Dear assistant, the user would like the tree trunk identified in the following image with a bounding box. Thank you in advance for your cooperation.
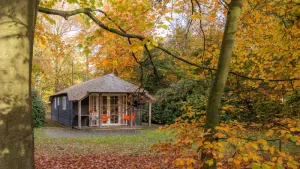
[203,0,242,168]
[0,0,38,168]
[205,0,242,130]
[86,54,89,81]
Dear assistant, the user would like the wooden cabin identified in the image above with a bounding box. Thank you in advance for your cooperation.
[49,74,154,129]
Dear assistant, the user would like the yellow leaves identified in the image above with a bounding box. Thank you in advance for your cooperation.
[257,139,269,150]
[155,116,300,169]
[252,163,261,169]
[186,158,196,165]
[271,157,277,162]
[243,156,249,162]
[165,16,173,22]
[257,139,267,145]
[206,15,216,21]
[233,159,241,166]
[266,130,274,137]
[287,161,298,169]
[205,159,214,166]
[289,128,299,132]
[261,163,271,169]
[131,44,143,52]
[173,9,183,14]
[174,159,184,166]
[179,159,185,166]
[190,14,202,20]
[158,24,168,30]
[251,143,259,150]
[215,125,230,134]
[269,146,275,155]
[175,158,196,168]
[186,166,194,169]
[277,157,283,165]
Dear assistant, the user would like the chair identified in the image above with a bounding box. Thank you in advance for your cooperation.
[102,115,109,122]
[124,112,135,125]
[89,113,99,127]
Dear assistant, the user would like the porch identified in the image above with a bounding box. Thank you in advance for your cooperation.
[75,93,153,129]
[73,123,159,131]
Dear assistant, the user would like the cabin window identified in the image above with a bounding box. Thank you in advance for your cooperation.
[62,96,67,110]
[54,98,57,109]
[57,97,60,106]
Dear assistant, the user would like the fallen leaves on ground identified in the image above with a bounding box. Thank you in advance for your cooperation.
[35,154,178,169]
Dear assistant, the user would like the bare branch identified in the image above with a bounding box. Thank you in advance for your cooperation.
[144,45,161,82]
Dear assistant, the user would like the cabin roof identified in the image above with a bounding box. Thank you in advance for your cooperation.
[51,74,154,101]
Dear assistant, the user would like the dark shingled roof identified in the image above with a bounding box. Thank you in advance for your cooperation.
[51,74,153,101]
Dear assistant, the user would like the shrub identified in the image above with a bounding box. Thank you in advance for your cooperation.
[143,79,208,124]
[253,101,283,120]
[283,92,300,117]
[32,89,46,127]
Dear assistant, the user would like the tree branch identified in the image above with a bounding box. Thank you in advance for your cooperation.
[144,45,161,82]
[38,6,300,82]
[38,7,144,40]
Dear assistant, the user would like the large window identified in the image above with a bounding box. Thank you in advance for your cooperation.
[62,96,67,110]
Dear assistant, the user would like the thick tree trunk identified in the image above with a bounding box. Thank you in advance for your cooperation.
[0,0,38,168]
[203,1,242,168]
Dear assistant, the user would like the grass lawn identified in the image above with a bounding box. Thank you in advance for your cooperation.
[34,117,172,156]
[34,127,170,158]
[34,119,299,168]
[34,119,177,168]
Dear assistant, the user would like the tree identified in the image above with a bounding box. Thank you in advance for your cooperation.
[1,0,299,168]
[0,0,38,168]
[205,0,242,131]
[31,89,46,128]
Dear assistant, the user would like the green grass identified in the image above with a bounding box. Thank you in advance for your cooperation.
[34,127,172,157]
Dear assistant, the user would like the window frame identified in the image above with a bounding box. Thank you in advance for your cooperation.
[62,96,67,110]
[54,97,57,109]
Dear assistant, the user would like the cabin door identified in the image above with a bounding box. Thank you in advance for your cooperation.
[89,95,99,126]
[110,96,119,124]
[101,95,127,125]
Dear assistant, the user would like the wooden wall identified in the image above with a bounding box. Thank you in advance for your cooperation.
[50,94,72,127]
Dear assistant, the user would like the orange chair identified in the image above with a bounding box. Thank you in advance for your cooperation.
[124,113,135,121]
[102,115,109,122]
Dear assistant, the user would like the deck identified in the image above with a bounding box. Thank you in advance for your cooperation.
[73,123,161,131]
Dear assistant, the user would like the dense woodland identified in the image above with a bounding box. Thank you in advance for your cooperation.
[1,0,299,169]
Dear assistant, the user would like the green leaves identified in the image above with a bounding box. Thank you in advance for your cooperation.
[66,0,78,3]
[158,24,168,30]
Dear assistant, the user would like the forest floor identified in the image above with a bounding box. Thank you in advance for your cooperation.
[34,118,299,168]
[34,119,176,168]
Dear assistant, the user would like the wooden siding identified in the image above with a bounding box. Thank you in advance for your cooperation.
[50,94,72,127]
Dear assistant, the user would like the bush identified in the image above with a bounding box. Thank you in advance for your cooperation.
[253,101,283,120]
[32,89,46,127]
[283,92,300,117]
[143,79,208,124]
